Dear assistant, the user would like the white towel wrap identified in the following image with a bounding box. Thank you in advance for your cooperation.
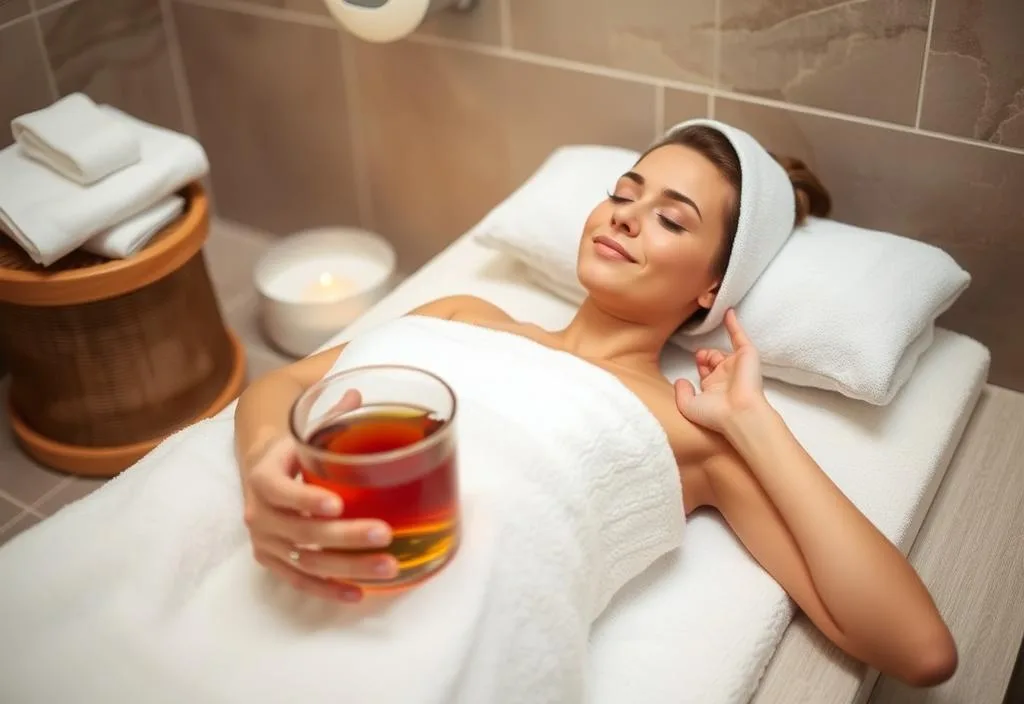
[0,315,684,704]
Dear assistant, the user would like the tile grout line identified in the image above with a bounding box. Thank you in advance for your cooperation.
[410,31,716,94]
[0,486,46,517]
[712,0,721,87]
[653,84,665,138]
[0,10,32,32]
[914,0,938,129]
[174,0,335,28]
[167,0,1024,158]
[412,32,1024,157]
[29,8,59,101]
[33,0,79,17]
[497,0,512,49]
[711,85,1024,155]
[0,510,30,535]
[338,35,376,233]
[28,475,73,513]
[710,0,720,119]
[159,0,200,138]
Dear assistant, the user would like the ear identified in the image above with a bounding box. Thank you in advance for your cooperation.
[697,279,721,310]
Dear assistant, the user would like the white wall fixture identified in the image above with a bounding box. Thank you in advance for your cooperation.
[323,0,479,43]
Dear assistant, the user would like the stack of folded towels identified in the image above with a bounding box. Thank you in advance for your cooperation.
[0,92,209,266]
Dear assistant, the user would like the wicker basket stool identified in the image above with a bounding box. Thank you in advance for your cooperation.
[0,182,246,477]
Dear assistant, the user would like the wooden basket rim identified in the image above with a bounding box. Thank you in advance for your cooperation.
[0,182,208,306]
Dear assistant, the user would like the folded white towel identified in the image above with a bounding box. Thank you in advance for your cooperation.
[10,93,141,186]
[0,315,684,704]
[83,195,186,259]
[0,106,208,267]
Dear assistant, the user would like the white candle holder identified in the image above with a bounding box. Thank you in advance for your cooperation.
[254,227,397,358]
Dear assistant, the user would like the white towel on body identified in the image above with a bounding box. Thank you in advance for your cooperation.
[0,315,684,704]
[660,119,796,336]
[10,93,141,186]
[0,105,207,266]
[83,194,186,259]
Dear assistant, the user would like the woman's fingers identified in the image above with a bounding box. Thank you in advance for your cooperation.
[247,391,363,518]
[255,509,393,552]
[260,537,399,582]
[695,349,711,378]
[253,549,364,603]
[724,309,753,349]
[331,388,362,414]
[247,439,343,518]
[253,471,343,518]
[696,348,727,379]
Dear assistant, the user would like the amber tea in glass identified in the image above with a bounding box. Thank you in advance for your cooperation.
[290,365,459,590]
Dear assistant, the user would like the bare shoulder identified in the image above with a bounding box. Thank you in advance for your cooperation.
[616,370,728,467]
[409,295,513,323]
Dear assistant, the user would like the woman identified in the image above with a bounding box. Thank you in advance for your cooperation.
[235,122,957,688]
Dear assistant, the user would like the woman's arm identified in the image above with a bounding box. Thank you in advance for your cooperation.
[703,420,956,686]
[234,345,343,479]
[675,310,956,688]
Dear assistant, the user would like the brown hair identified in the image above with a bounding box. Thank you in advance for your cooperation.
[641,125,832,279]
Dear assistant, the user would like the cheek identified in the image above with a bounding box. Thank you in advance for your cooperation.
[583,201,611,233]
[644,236,716,285]
[579,202,610,257]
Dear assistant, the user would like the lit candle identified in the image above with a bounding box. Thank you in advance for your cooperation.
[254,228,397,357]
[302,271,355,302]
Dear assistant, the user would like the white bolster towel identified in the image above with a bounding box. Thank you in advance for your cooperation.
[10,92,141,185]
[0,106,207,266]
[0,315,684,704]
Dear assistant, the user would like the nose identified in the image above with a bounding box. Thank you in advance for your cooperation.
[610,201,641,238]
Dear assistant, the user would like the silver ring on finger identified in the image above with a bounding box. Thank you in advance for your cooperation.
[288,549,302,565]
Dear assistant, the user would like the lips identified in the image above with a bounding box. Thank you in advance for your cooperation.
[593,235,637,263]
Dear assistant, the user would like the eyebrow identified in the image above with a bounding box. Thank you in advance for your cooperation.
[622,171,703,222]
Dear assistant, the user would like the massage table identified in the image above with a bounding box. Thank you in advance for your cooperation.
[1,225,1021,704]
[323,230,1022,704]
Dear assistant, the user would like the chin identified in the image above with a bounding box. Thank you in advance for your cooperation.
[576,257,629,300]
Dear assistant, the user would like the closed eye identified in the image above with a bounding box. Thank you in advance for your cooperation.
[609,191,686,232]
[658,214,685,233]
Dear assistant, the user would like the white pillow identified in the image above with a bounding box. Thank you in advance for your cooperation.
[471,145,971,405]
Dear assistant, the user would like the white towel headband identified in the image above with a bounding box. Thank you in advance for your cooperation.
[655,119,796,335]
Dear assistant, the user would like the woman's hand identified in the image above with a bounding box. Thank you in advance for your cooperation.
[241,391,399,603]
[673,309,767,433]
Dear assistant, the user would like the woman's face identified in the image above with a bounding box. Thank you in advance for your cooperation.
[576,143,735,327]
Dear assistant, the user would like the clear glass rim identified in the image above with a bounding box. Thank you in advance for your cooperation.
[289,364,458,466]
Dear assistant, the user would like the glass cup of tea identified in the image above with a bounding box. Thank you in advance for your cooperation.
[290,364,460,591]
